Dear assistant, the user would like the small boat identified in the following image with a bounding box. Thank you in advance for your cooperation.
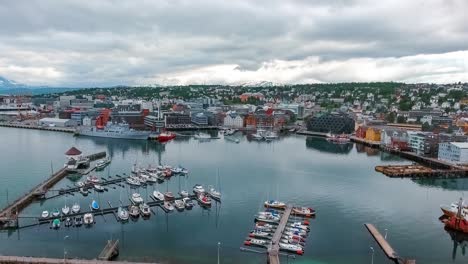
[153,190,165,201]
[62,205,70,215]
[52,219,60,229]
[285,227,308,235]
[94,184,104,192]
[292,207,316,217]
[193,184,205,194]
[86,175,100,183]
[284,230,307,238]
[139,203,151,217]
[83,213,94,225]
[249,230,270,238]
[146,175,158,183]
[291,220,310,226]
[197,193,212,206]
[171,166,183,174]
[158,132,176,142]
[131,193,144,204]
[51,208,60,217]
[256,222,275,229]
[181,168,189,174]
[126,177,141,186]
[179,190,189,197]
[243,238,268,247]
[281,238,305,247]
[41,210,49,218]
[265,131,279,140]
[208,186,221,200]
[282,234,306,242]
[252,129,265,140]
[174,200,185,211]
[129,205,140,218]
[95,158,111,170]
[163,201,175,212]
[91,200,99,210]
[80,187,88,196]
[183,197,194,209]
[72,203,80,214]
[74,216,83,226]
[255,224,275,231]
[64,217,72,227]
[75,181,85,188]
[118,207,129,221]
[255,214,280,224]
[289,223,310,231]
[264,200,286,209]
[279,243,303,255]
[164,192,175,200]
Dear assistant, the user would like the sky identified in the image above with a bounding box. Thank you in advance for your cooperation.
[0,0,467,87]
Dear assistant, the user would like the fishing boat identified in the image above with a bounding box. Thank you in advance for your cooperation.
[65,217,72,227]
[208,186,221,200]
[94,184,105,192]
[279,243,304,255]
[249,230,270,238]
[91,200,99,210]
[80,187,88,196]
[95,157,111,170]
[441,201,468,218]
[72,203,80,214]
[131,193,144,204]
[174,200,185,211]
[164,191,175,200]
[264,200,286,209]
[197,193,212,206]
[74,216,83,226]
[139,203,151,216]
[52,219,60,229]
[129,205,140,218]
[86,175,100,184]
[61,205,70,215]
[243,238,268,247]
[126,177,141,186]
[179,190,189,197]
[163,201,175,212]
[83,213,94,225]
[52,208,60,217]
[193,184,205,194]
[153,190,164,201]
[41,211,49,218]
[292,207,316,217]
[118,207,129,221]
[183,197,194,209]
[158,132,176,142]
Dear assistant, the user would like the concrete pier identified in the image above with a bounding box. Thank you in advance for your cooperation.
[98,240,119,260]
[0,256,155,263]
[268,205,293,264]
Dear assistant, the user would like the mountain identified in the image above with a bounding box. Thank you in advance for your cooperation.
[0,76,27,89]
[237,81,285,87]
[0,76,80,95]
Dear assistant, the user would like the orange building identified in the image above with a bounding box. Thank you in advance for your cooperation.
[244,114,257,129]
[365,127,381,142]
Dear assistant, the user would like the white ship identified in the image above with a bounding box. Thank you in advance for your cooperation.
[76,122,151,140]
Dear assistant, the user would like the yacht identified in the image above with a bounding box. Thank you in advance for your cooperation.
[61,205,70,215]
[279,243,303,255]
[164,191,175,200]
[71,203,80,214]
[117,207,129,221]
[86,175,100,184]
[83,213,94,226]
[193,184,205,194]
[139,203,151,216]
[292,207,315,217]
[208,186,221,200]
[174,200,185,211]
[153,190,164,201]
[264,200,287,209]
[163,201,175,212]
[244,238,268,247]
[126,177,141,186]
[131,193,144,204]
[129,205,140,218]
[41,210,49,218]
[95,157,111,170]
[183,197,194,209]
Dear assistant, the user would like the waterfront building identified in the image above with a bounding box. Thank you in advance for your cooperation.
[356,125,367,138]
[244,113,257,129]
[38,118,77,127]
[365,127,381,142]
[191,112,208,125]
[306,113,355,134]
[144,115,165,129]
[223,111,244,128]
[164,112,191,125]
[438,142,468,163]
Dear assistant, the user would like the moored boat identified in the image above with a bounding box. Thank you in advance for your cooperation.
[64,217,72,227]
[193,184,205,194]
[264,200,286,209]
[95,157,111,170]
[91,200,99,210]
[179,190,189,197]
[158,132,176,142]
[41,210,49,218]
[52,219,60,229]
[80,187,88,196]
[153,190,164,201]
[129,205,140,218]
[197,193,211,206]
[126,177,141,186]
[164,191,175,200]
[163,201,175,212]
[74,216,83,226]
[279,242,304,255]
[131,193,144,204]
[249,230,270,238]
[86,175,100,184]
[139,203,151,217]
[183,197,194,209]
[118,207,129,221]
[61,205,70,215]
[83,213,94,225]
[243,238,268,247]
[208,186,221,200]
[72,203,80,213]
[94,184,104,192]
[52,208,60,217]
[292,207,316,217]
[174,199,185,211]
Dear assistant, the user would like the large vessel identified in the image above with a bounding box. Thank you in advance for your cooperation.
[76,122,151,140]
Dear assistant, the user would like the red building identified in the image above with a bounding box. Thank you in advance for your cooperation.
[356,126,367,138]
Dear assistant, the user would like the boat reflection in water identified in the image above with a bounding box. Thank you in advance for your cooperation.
[305,136,353,154]
[445,227,468,260]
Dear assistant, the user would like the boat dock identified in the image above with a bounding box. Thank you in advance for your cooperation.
[0,122,75,133]
[0,151,106,228]
[0,256,154,263]
[364,223,416,264]
[98,240,119,260]
[268,205,293,264]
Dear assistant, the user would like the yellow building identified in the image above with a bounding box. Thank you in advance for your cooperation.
[365,127,381,142]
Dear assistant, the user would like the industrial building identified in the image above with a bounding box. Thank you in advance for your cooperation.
[438,142,468,163]
[38,118,77,127]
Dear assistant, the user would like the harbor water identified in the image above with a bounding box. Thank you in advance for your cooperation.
[0,127,467,264]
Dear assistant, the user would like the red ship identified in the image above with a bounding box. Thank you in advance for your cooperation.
[444,198,468,233]
[158,132,176,143]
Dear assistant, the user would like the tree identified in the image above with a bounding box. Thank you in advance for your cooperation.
[397,115,406,123]
[386,112,396,123]
[422,122,431,131]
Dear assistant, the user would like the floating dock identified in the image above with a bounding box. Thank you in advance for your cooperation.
[98,240,119,260]
[268,205,293,264]
[375,165,468,178]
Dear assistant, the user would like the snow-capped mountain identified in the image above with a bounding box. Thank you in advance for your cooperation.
[0,76,27,89]
[236,81,285,87]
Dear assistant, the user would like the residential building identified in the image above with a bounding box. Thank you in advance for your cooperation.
[191,112,208,125]
[223,111,244,128]
[438,142,468,163]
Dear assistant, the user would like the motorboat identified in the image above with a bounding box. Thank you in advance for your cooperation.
[183,197,194,209]
[52,219,60,229]
[126,177,141,186]
[80,187,88,196]
[264,131,279,140]
[95,157,111,170]
[164,192,175,200]
[129,205,140,218]
[118,207,129,221]
[51,208,60,217]
[153,190,164,201]
[326,133,350,144]
[258,211,281,217]
[181,168,189,174]
[61,205,70,215]
[243,238,268,247]
[94,184,105,192]
[280,238,305,247]
[441,202,468,218]
[291,220,310,226]
[249,230,270,238]
[72,203,80,214]
[171,166,183,174]
[174,200,185,211]
[179,190,189,197]
[83,213,94,225]
[289,223,310,231]
[65,217,72,227]
[255,222,275,229]
[197,193,212,206]
[138,174,148,184]
[264,200,286,209]
[282,234,306,242]
[284,230,307,238]
[74,216,83,226]
[91,200,99,210]
[131,193,144,204]
[163,169,172,177]
[158,132,176,143]
[86,175,100,184]
[163,201,175,212]
[208,186,221,200]
[255,214,280,224]
[292,207,316,217]
[252,129,266,140]
[139,203,151,217]
[279,243,303,255]
[75,181,85,188]
[146,175,158,183]
[41,210,49,218]
[193,184,205,194]
[285,227,308,236]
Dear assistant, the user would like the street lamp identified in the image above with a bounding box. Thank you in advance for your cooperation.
[63,235,70,262]
[217,242,221,264]
[370,246,374,264]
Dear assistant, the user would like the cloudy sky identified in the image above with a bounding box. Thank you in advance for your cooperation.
[0,0,467,87]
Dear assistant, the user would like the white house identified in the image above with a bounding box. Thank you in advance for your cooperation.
[438,142,468,163]
[223,111,244,128]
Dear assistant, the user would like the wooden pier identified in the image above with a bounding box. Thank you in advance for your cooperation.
[0,256,155,263]
[0,122,75,133]
[364,223,415,264]
[98,240,119,260]
[375,165,468,178]
[268,205,293,264]
[0,152,106,228]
